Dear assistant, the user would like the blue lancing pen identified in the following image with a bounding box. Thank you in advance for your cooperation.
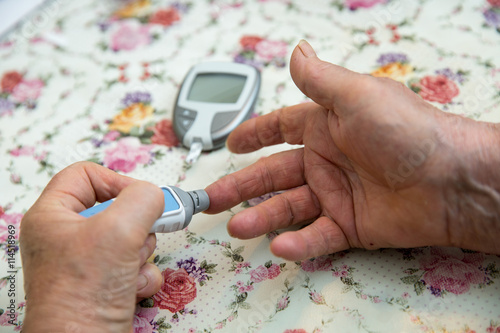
[79,186,209,233]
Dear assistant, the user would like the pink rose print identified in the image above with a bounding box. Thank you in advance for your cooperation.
[0,212,23,243]
[249,265,269,283]
[103,130,121,142]
[267,263,281,279]
[103,137,152,173]
[419,247,486,295]
[283,330,307,333]
[150,119,179,147]
[153,268,197,313]
[255,40,288,62]
[9,145,35,157]
[309,291,325,305]
[345,0,386,10]
[11,79,44,103]
[414,75,459,104]
[133,306,158,333]
[249,264,281,283]
[0,311,18,327]
[301,255,333,272]
[277,296,290,311]
[110,21,151,51]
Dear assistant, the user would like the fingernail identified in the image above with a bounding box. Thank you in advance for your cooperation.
[137,274,148,290]
[298,39,316,58]
[147,253,156,264]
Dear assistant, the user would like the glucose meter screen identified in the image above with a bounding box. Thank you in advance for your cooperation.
[188,73,246,103]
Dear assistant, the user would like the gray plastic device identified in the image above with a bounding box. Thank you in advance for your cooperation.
[173,62,261,152]
[79,186,210,233]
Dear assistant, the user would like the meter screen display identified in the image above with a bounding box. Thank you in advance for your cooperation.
[187,73,246,103]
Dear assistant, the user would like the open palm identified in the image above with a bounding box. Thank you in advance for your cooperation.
[205,41,490,260]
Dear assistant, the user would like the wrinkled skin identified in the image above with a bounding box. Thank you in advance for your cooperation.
[206,40,500,261]
[21,162,164,332]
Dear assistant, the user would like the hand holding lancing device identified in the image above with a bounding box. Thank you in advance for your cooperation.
[20,162,165,332]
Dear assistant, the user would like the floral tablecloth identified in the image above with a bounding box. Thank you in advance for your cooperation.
[1,0,500,332]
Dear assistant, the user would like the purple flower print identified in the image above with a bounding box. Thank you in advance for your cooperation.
[435,68,466,84]
[177,257,198,274]
[0,98,14,116]
[121,91,152,107]
[177,257,209,282]
[484,8,500,28]
[376,52,409,66]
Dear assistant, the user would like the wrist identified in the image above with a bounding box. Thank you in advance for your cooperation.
[445,117,500,254]
[22,272,135,332]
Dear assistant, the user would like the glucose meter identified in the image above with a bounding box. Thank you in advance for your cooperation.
[79,186,210,233]
[173,62,260,161]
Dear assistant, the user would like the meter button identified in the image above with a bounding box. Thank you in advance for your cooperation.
[176,108,197,131]
[182,109,197,118]
[182,118,194,129]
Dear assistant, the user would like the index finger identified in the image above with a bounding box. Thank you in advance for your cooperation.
[227,102,319,154]
[205,148,306,214]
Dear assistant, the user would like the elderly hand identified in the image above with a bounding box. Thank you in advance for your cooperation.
[20,162,164,332]
[206,40,500,261]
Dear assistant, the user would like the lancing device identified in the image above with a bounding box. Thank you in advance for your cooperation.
[79,186,210,233]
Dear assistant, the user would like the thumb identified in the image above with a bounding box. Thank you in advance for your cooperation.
[290,40,368,117]
[98,181,164,239]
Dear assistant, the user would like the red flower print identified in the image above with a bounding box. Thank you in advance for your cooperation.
[239,35,264,51]
[488,0,500,8]
[150,119,179,147]
[153,268,197,313]
[283,329,307,333]
[149,8,180,26]
[1,71,23,93]
[419,247,486,295]
[415,75,459,104]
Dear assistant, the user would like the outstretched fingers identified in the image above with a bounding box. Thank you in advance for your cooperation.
[227,185,321,239]
[270,216,352,261]
[205,148,307,214]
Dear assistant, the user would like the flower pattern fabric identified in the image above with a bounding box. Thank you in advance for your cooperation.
[1,1,500,332]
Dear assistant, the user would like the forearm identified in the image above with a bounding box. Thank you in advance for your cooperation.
[23,295,134,333]
[445,118,500,254]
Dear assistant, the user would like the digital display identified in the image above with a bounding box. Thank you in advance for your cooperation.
[187,73,246,103]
